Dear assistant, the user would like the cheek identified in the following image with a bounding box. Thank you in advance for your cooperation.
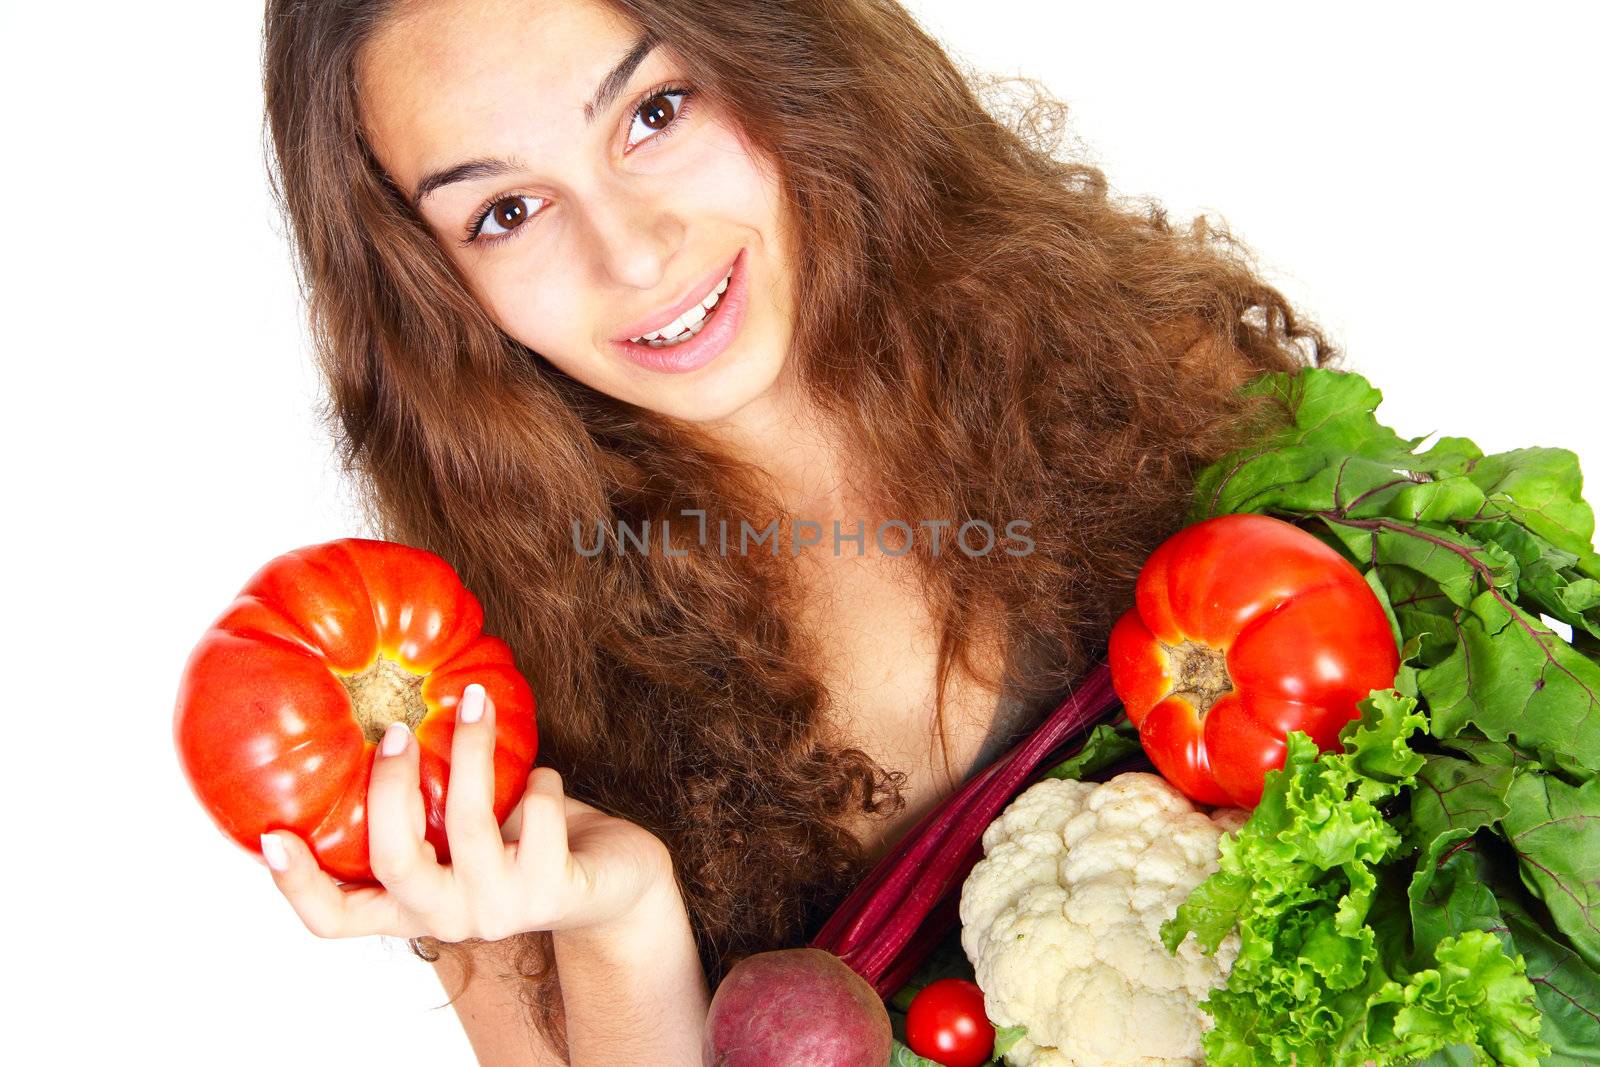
[672,121,786,230]
[478,268,582,360]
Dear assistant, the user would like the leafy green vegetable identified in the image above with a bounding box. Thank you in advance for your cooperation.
[1190,369,1421,522]
[1193,368,1600,779]
[1404,835,1600,1063]
[889,1040,941,1067]
[1163,697,1549,1065]
[1498,890,1600,1063]
[991,1025,1026,1058]
[1500,773,1600,971]
[1162,366,1600,1064]
[1193,368,1600,782]
[1435,729,1568,776]
[1408,835,1508,954]
[1405,756,1512,862]
[1040,715,1142,781]
[1467,448,1600,572]
[1418,601,1600,783]
[1374,929,1547,1067]
[1475,520,1600,641]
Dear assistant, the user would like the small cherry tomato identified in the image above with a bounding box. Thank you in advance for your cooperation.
[905,978,995,1067]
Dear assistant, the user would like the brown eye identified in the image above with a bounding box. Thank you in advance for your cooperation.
[492,198,527,228]
[625,88,691,150]
[474,193,544,240]
[638,91,678,131]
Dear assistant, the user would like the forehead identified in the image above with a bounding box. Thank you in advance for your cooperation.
[356,0,643,190]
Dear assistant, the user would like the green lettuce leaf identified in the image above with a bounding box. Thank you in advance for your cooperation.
[889,1040,942,1067]
[1161,365,1600,1062]
[1344,689,1429,789]
[1373,930,1547,1067]
[1403,836,1598,1063]
[1163,692,1549,1065]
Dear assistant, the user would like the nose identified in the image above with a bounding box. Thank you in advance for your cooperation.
[583,190,684,291]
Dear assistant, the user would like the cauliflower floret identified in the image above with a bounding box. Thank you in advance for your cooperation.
[957,772,1245,1067]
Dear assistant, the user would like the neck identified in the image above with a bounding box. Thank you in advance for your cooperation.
[699,362,863,524]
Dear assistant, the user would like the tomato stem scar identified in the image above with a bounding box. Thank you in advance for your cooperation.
[339,654,429,742]
[1161,638,1232,717]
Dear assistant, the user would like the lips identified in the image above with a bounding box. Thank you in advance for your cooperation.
[610,251,743,344]
[609,247,749,375]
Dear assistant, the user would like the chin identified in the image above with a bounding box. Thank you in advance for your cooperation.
[675,350,787,423]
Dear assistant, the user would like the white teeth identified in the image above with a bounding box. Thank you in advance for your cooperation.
[641,314,712,348]
[658,304,705,340]
[627,263,735,344]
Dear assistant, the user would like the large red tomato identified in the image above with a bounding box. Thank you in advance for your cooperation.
[1108,513,1399,807]
[174,538,537,883]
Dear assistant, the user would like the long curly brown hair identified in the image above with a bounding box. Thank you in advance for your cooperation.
[262,0,1336,1058]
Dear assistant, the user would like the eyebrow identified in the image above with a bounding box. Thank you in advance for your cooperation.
[409,30,658,211]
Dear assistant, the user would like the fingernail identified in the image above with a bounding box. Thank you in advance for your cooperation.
[460,683,486,724]
[380,720,410,757]
[261,833,289,872]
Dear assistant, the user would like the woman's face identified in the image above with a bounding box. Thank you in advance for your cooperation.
[357,0,796,423]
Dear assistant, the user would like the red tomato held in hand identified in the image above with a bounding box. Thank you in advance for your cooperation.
[1108,513,1399,808]
[905,978,995,1067]
[173,538,538,883]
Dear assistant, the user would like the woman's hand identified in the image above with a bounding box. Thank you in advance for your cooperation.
[260,683,672,944]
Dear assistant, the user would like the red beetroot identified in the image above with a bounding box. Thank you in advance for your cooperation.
[703,948,893,1067]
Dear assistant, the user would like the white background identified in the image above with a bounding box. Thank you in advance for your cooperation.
[5,1,1594,1062]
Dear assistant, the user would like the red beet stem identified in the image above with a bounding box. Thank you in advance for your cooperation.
[840,666,1114,981]
[816,746,1004,954]
[810,661,1119,987]
[812,676,1084,955]
[873,880,964,997]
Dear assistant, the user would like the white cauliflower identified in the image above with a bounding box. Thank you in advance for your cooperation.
[958,772,1248,1067]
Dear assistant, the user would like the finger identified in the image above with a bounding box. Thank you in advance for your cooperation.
[366,721,450,904]
[511,765,571,879]
[261,831,411,938]
[444,683,509,881]
[499,798,523,844]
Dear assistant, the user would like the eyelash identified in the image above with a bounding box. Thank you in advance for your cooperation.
[460,81,698,248]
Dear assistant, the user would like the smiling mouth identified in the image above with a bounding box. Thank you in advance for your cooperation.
[625,263,735,348]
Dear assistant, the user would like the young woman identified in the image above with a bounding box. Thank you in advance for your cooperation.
[259,0,1331,1062]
